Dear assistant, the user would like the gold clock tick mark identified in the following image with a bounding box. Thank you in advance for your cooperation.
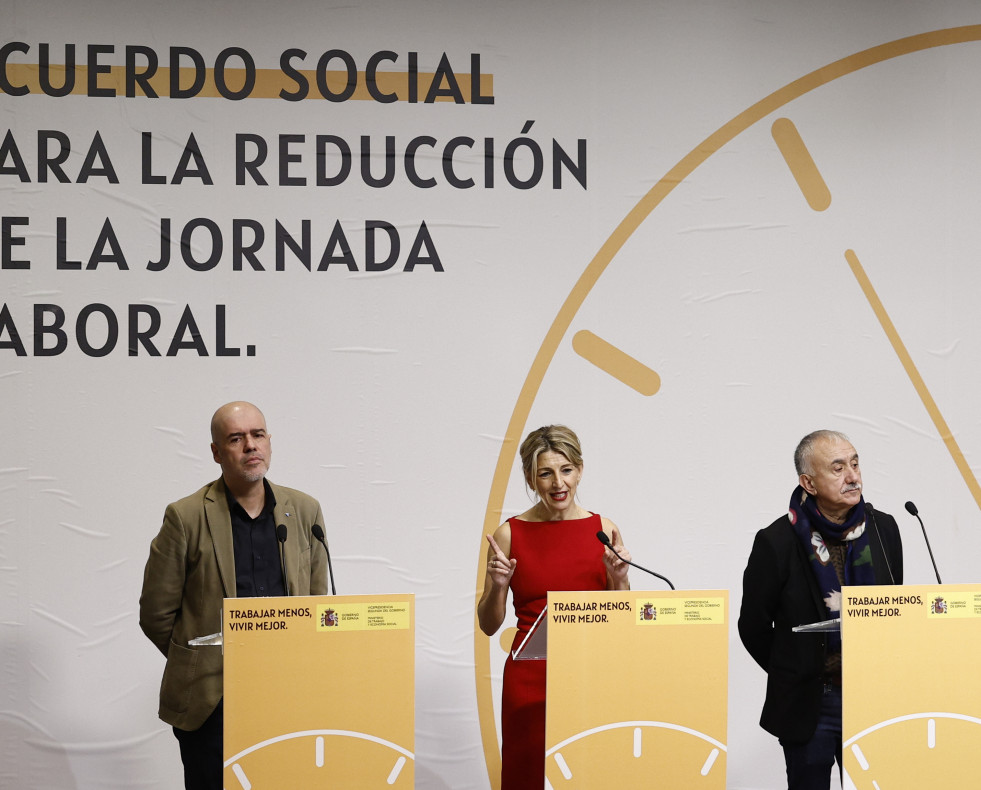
[571,330,661,396]
[772,118,831,211]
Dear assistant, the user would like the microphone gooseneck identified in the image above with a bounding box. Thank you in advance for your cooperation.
[596,531,675,590]
[864,503,895,585]
[904,500,942,584]
[312,524,337,595]
[276,524,291,596]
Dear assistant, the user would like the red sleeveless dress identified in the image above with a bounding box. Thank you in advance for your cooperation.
[501,513,607,790]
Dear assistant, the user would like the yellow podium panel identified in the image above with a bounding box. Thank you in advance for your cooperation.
[842,583,981,789]
[545,590,728,789]
[222,594,414,789]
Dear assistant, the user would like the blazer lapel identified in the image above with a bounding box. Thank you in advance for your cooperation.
[205,478,235,598]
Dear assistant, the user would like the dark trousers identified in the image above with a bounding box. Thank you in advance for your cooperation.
[173,699,223,790]
[780,685,842,790]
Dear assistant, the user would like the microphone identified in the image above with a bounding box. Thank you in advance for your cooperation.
[596,531,675,590]
[312,524,337,595]
[276,524,291,596]
[864,503,895,584]
[905,501,942,584]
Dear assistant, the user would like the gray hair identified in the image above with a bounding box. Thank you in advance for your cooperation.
[794,430,851,476]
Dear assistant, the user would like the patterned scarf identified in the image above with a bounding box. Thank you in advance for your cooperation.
[788,485,874,631]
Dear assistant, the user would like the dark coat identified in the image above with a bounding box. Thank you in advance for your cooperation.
[737,503,903,743]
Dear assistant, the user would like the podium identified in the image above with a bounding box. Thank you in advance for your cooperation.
[221,594,414,788]
[543,589,728,788]
[841,583,981,789]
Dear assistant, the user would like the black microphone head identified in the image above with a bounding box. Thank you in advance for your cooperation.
[905,501,918,517]
[596,530,611,547]
[312,524,325,541]
[276,524,288,543]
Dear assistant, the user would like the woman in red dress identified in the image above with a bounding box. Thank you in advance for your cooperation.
[477,425,632,790]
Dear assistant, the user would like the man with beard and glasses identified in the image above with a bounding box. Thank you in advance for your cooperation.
[139,401,329,790]
[738,430,903,790]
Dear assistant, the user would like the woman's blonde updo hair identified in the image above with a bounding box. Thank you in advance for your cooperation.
[519,425,584,489]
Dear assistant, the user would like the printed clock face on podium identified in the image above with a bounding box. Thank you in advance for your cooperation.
[475,25,981,783]
[544,722,725,789]
[842,713,981,789]
[223,729,414,789]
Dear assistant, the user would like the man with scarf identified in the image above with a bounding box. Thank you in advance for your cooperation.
[738,430,903,790]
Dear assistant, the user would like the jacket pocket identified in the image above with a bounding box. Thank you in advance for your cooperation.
[161,639,199,715]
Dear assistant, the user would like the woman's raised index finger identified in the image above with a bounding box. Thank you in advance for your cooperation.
[486,533,506,557]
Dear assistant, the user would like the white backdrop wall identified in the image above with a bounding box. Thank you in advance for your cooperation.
[3,2,981,788]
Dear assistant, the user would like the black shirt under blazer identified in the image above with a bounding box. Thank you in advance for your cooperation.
[738,503,903,744]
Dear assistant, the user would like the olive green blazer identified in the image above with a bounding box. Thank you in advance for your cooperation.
[139,477,328,730]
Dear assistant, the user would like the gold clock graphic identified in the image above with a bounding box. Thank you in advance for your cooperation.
[474,25,981,787]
